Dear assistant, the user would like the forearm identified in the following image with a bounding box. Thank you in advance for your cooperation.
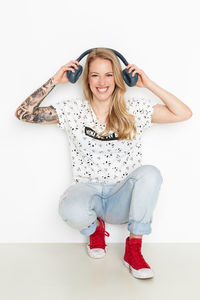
[15,77,56,120]
[146,80,192,118]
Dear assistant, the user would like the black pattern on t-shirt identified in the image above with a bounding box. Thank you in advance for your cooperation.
[85,126,118,141]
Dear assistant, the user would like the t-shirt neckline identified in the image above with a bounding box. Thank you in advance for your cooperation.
[87,101,106,127]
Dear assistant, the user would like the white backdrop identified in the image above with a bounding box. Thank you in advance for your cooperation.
[0,0,199,243]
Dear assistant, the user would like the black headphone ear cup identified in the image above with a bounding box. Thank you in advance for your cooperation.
[122,69,138,87]
[67,65,83,83]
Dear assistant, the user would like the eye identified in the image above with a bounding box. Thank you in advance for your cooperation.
[91,74,113,77]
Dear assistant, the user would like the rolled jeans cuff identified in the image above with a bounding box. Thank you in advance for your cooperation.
[128,220,152,235]
[80,219,97,236]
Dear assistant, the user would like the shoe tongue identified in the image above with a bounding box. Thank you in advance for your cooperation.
[96,225,103,232]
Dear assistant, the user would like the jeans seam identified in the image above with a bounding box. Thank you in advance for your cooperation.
[101,187,106,212]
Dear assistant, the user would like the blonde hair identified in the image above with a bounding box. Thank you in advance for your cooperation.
[82,48,137,140]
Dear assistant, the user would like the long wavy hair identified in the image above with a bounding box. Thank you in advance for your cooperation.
[82,48,137,140]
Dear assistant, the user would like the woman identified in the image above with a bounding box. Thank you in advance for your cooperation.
[15,48,192,279]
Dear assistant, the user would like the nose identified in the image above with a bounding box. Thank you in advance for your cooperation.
[98,77,107,86]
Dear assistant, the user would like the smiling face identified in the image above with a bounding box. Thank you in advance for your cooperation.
[88,58,116,103]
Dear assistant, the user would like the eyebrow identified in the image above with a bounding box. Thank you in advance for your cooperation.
[90,72,113,74]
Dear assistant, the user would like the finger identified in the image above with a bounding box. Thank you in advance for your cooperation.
[127,66,137,72]
[71,63,79,70]
[73,60,80,65]
[126,63,137,68]
[66,67,75,73]
[128,67,138,74]
[63,63,73,69]
[125,64,131,69]
[132,69,143,77]
[131,70,137,77]
[64,64,77,71]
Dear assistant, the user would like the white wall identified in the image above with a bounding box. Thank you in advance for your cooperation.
[1,0,199,243]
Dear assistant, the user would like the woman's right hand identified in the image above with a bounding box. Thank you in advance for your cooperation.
[52,60,80,85]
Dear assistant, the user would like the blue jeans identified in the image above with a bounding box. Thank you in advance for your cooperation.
[58,165,163,236]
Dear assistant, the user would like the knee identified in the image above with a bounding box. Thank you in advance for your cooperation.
[58,198,93,230]
[58,198,83,223]
[141,165,163,185]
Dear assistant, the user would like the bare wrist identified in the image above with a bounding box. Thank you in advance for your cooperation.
[51,76,59,86]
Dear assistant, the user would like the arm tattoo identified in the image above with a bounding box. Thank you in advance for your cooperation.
[15,78,56,122]
[21,105,59,124]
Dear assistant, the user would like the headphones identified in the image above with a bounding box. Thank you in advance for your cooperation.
[67,48,138,87]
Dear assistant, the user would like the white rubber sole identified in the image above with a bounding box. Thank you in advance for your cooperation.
[123,260,154,279]
[87,244,107,259]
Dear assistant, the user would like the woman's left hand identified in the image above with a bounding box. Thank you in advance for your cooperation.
[126,63,152,88]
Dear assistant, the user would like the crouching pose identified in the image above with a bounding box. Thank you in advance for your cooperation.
[15,48,192,279]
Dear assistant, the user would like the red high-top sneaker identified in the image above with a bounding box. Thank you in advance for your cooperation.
[87,217,110,259]
[123,236,154,279]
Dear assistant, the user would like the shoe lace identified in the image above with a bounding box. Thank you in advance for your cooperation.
[89,218,110,249]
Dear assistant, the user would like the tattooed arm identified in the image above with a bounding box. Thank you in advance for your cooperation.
[15,77,59,124]
[15,59,80,124]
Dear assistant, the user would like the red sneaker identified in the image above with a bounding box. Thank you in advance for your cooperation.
[87,217,110,259]
[123,236,154,279]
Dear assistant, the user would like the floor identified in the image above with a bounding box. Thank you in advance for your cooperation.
[0,243,199,300]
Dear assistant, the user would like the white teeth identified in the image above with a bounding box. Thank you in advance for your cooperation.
[97,87,108,92]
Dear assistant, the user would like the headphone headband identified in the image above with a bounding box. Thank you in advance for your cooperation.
[76,48,128,66]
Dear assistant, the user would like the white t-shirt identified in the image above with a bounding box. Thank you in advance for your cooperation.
[52,96,157,185]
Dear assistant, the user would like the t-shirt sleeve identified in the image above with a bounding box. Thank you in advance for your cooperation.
[127,96,157,134]
[51,100,70,131]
